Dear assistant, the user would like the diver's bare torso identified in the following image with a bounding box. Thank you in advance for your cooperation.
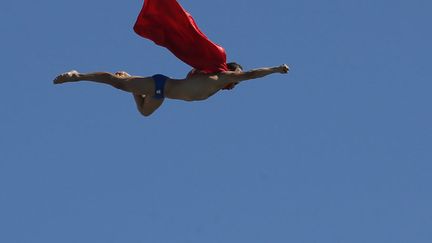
[165,73,228,101]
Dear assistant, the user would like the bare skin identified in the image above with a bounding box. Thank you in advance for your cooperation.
[53,64,290,116]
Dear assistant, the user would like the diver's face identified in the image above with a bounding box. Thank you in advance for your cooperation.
[234,67,243,73]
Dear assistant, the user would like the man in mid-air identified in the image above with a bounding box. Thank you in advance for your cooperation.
[53,63,290,116]
[54,0,291,116]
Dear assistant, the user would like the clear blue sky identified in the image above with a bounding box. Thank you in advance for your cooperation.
[1,0,431,242]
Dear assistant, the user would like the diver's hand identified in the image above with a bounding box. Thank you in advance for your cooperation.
[278,64,290,74]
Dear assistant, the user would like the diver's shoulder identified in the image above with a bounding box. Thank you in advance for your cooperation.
[216,71,237,78]
[216,71,241,81]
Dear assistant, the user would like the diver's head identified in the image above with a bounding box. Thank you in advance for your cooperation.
[222,62,243,90]
[227,62,243,72]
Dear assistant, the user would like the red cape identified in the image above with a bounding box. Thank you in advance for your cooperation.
[134,0,228,73]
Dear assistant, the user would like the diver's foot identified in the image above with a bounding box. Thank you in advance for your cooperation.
[115,71,131,78]
[53,70,79,84]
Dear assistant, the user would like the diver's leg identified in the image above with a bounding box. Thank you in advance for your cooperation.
[54,71,155,94]
[53,70,80,84]
[133,94,164,117]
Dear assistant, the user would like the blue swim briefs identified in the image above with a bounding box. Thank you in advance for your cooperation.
[152,74,168,99]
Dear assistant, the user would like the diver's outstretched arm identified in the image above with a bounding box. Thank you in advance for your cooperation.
[221,64,289,85]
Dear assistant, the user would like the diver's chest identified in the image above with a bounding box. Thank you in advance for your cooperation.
[186,79,218,92]
[184,82,219,100]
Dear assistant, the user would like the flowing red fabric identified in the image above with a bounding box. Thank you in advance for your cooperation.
[133,0,228,73]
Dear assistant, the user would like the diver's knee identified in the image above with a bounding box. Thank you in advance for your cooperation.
[139,109,153,117]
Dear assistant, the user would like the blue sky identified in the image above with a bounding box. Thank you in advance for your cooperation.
[1,0,431,242]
